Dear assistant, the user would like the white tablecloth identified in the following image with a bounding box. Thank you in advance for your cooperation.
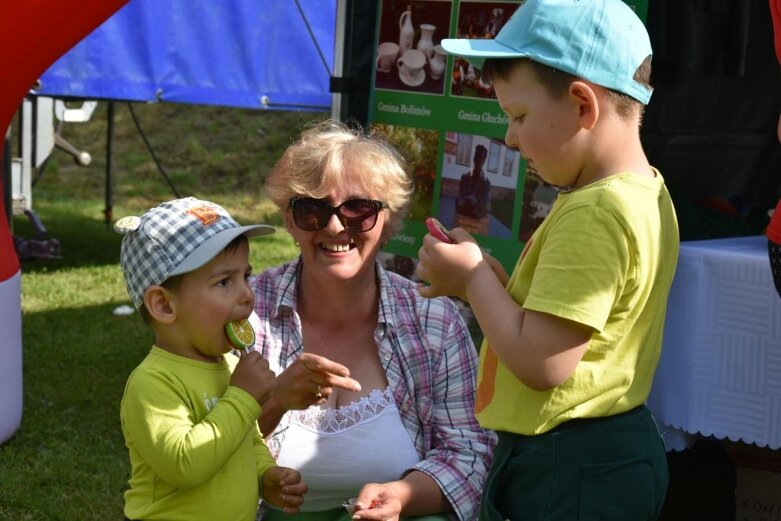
[647,235,781,450]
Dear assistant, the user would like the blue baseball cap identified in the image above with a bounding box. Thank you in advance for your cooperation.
[441,0,653,104]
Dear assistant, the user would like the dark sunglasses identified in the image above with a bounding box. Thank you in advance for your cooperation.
[289,196,385,232]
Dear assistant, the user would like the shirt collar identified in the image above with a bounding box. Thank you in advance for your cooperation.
[272,257,302,318]
[375,262,398,336]
[273,256,398,336]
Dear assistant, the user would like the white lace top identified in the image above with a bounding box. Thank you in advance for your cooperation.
[273,387,421,512]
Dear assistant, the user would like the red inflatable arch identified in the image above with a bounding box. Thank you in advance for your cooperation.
[0,0,130,444]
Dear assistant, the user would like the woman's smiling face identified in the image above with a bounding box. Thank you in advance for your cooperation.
[286,167,386,284]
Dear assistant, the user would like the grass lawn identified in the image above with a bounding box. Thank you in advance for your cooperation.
[0,104,324,520]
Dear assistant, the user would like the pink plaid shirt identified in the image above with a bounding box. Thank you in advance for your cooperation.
[251,258,496,521]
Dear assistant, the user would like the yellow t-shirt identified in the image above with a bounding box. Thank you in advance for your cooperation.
[475,171,679,435]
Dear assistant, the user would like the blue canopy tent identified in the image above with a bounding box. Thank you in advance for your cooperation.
[36,0,338,112]
[21,0,346,227]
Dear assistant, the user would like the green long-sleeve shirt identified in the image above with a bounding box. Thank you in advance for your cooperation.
[121,346,275,520]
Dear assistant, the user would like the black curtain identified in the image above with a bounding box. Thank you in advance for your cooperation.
[338,0,378,127]
[642,0,781,239]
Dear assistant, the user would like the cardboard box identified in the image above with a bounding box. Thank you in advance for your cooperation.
[736,467,781,521]
[728,442,781,521]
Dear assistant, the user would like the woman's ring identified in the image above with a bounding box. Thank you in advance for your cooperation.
[315,385,323,399]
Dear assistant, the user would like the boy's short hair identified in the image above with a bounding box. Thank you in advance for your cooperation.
[115,197,274,309]
[442,0,654,105]
[482,55,652,119]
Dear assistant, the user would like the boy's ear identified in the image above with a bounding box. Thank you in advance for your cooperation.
[143,285,177,324]
[568,80,599,130]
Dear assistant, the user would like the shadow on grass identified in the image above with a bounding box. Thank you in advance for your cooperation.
[12,198,294,277]
[0,300,150,520]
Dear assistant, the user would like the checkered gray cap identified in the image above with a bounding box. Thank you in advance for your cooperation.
[116,197,274,308]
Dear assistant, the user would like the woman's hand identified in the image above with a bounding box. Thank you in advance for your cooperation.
[351,483,402,521]
[350,472,449,521]
[275,352,361,409]
[259,352,361,435]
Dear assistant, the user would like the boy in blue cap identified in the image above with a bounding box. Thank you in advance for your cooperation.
[417,1,679,519]
[116,197,308,520]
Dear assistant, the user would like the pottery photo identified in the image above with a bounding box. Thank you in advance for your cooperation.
[374,0,453,94]
[399,6,414,55]
[429,44,446,79]
[417,23,436,60]
[396,48,426,86]
[376,41,400,73]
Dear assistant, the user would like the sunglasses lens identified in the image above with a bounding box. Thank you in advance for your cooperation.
[293,198,330,231]
[341,200,380,231]
[291,198,381,232]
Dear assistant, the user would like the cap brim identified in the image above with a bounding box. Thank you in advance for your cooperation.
[441,38,526,69]
[169,224,275,276]
[243,224,276,239]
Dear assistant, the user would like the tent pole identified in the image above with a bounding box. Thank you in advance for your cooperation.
[104,102,114,227]
[331,0,347,121]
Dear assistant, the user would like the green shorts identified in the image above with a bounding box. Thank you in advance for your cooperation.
[480,405,668,521]
[263,507,450,521]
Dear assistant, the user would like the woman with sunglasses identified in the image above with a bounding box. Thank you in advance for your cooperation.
[251,120,495,521]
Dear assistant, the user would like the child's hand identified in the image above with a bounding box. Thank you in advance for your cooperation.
[261,466,307,513]
[482,250,510,287]
[230,350,276,405]
[416,227,484,300]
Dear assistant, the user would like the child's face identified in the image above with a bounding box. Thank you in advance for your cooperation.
[169,240,254,361]
[494,62,583,188]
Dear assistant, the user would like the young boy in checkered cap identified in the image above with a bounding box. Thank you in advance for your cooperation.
[116,197,307,521]
[417,0,679,519]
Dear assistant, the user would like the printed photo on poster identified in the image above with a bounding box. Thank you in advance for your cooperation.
[372,123,440,222]
[518,162,560,242]
[377,251,421,282]
[438,131,519,239]
[375,0,454,95]
[450,1,520,99]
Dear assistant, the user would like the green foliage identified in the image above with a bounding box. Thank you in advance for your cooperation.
[372,123,438,222]
[1,105,311,520]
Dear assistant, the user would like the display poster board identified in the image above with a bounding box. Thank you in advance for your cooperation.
[368,0,648,278]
